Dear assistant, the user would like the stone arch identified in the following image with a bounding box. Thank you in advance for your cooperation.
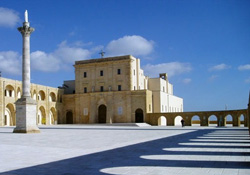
[38,90,45,101]
[49,107,57,125]
[66,111,73,124]
[135,108,144,123]
[239,114,245,127]
[191,115,200,126]
[174,115,183,126]
[5,103,15,126]
[38,106,46,125]
[49,92,56,102]
[225,114,233,127]
[5,85,15,97]
[208,115,218,126]
[32,90,37,100]
[158,116,167,126]
[98,105,107,123]
[17,87,21,99]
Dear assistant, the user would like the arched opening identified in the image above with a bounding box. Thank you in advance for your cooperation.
[135,108,144,123]
[49,107,57,125]
[5,85,15,97]
[158,116,167,126]
[208,115,217,126]
[33,90,37,100]
[191,115,200,126]
[38,106,46,125]
[38,90,45,101]
[225,115,233,127]
[98,105,107,123]
[5,104,15,126]
[174,116,183,126]
[17,87,21,99]
[239,114,245,127]
[66,111,73,124]
[49,92,56,102]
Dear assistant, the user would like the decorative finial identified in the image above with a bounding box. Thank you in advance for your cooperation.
[24,10,28,22]
[99,50,105,58]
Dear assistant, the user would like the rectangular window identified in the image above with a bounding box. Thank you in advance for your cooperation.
[118,85,121,91]
[117,69,121,75]
[83,72,87,78]
[84,87,87,93]
[134,69,135,75]
[100,70,103,76]
[100,86,104,92]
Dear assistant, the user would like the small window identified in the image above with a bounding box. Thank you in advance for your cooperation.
[100,86,104,92]
[84,87,87,93]
[118,85,121,91]
[100,70,103,76]
[134,69,135,75]
[83,72,87,78]
[117,69,121,75]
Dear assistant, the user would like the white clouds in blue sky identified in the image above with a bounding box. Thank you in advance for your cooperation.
[238,64,250,71]
[106,35,154,57]
[0,7,20,27]
[208,64,231,71]
[143,62,192,78]
[0,51,21,75]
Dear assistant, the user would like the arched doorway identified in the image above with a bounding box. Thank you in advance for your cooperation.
[174,116,183,126]
[208,115,217,126]
[225,115,233,127]
[5,104,15,126]
[135,108,143,123]
[239,114,245,127]
[191,115,200,126]
[66,111,73,124]
[158,116,167,126]
[98,105,107,123]
[49,107,57,125]
[38,106,46,125]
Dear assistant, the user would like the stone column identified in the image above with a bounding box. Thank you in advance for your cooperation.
[13,11,40,133]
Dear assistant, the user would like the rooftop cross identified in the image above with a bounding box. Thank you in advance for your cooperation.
[99,50,105,58]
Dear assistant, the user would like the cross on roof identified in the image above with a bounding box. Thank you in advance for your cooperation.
[99,50,105,58]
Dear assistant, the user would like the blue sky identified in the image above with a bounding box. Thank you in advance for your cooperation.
[0,0,249,111]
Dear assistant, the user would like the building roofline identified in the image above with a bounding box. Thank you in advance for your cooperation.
[75,55,134,65]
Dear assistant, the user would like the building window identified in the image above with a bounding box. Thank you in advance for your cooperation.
[117,69,121,75]
[118,85,121,91]
[100,86,104,92]
[100,70,103,76]
[83,72,87,78]
[134,69,135,75]
[84,87,87,93]
[163,86,165,92]
[134,86,136,90]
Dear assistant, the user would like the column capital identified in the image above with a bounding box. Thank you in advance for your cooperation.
[18,22,35,36]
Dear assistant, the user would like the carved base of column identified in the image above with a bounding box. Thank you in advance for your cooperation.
[13,97,40,134]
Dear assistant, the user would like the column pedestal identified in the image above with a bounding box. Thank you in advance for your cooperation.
[13,97,40,133]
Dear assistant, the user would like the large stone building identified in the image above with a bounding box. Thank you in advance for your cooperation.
[0,55,183,126]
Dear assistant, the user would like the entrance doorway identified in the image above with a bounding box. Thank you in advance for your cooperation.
[98,105,107,123]
[135,108,143,123]
[66,111,73,124]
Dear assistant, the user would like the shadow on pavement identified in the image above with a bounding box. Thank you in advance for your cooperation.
[1,128,250,175]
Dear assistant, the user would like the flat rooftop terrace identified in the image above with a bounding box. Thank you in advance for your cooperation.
[0,125,250,175]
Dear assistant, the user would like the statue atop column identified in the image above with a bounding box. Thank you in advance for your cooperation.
[13,10,40,133]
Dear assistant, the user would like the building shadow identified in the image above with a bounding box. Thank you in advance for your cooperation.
[1,128,250,175]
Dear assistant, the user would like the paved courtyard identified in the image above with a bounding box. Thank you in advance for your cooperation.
[0,125,249,175]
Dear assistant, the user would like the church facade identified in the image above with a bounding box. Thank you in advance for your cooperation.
[0,55,183,126]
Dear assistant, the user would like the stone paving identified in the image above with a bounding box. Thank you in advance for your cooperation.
[0,125,249,175]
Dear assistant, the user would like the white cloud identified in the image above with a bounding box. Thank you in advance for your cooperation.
[245,77,250,84]
[209,64,231,71]
[53,41,91,63]
[143,62,192,78]
[0,7,20,27]
[106,35,154,57]
[238,64,250,71]
[0,51,21,75]
[31,51,60,72]
[183,78,192,84]
[209,75,219,81]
